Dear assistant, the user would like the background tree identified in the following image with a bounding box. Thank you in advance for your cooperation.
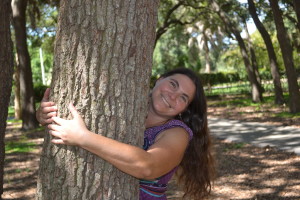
[291,0,300,31]
[248,0,284,105]
[12,0,39,130]
[0,0,14,196]
[13,55,22,119]
[269,0,300,113]
[210,0,263,102]
[37,1,159,199]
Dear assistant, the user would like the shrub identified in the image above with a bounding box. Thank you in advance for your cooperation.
[34,84,49,102]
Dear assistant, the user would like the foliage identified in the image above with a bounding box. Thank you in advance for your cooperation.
[27,3,57,85]
[200,72,241,86]
[20,0,300,112]
[33,83,49,103]
[153,25,193,76]
[205,82,252,96]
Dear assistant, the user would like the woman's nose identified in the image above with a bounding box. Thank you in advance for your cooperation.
[169,92,179,100]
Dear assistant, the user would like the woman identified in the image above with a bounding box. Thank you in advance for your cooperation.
[36,68,215,199]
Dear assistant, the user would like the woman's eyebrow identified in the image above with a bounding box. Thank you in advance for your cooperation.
[170,78,179,87]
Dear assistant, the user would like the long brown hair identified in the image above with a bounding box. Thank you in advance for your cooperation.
[160,68,215,199]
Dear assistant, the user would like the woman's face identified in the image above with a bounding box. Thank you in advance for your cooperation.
[150,74,196,118]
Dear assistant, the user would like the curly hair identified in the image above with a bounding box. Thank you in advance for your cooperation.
[160,68,215,199]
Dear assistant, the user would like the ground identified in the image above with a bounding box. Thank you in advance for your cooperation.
[2,97,300,199]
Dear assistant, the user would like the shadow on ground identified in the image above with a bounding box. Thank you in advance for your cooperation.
[2,126,300,199]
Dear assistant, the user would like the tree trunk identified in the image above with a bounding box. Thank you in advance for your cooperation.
[203,31,212,73]
[293,0,300,32]
[211,0,263,102]
[37,1,159,199]
[14,55,22,120]
[269,0,300,113]
[11,0,39,130]
[0,0,14,196]
[243,19,262,87]
[234,31,263,102]
[248,0,285,105]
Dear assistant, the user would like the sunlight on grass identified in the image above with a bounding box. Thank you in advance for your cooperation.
[274,112,300,118]
[207,93,300,120]
[8,106,14,117]
[5,140,37,154]
[6,118,22,123]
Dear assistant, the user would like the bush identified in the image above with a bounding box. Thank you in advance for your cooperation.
[34,84,49,102]
[200,72,241,86]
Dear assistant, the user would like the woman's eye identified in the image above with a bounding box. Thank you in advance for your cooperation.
[181,96,187,103]
[170,81,176,88]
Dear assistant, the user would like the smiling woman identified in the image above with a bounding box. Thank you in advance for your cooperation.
[148,74,196,122]
[36,68,215,200]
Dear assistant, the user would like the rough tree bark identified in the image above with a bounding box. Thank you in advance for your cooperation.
[0,0,14,197]
[248,0,285,105]
[269,0,300,113]
[11,0,39,130]
[203,30,212,73]
[37,1,159,199]
[14,55,22,120]
[211,0,263,102]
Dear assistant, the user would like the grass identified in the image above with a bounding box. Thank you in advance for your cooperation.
[274,112,300,118]
[6,118,22,123]
[8,106,15,116]
[207,92,300,121]
[5,140,37,154]
[208,93,290,108]
[224,142,246,152]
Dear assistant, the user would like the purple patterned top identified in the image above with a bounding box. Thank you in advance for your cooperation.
[139,119,193,200]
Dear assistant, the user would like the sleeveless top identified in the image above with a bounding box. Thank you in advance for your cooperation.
[139,119,193,200]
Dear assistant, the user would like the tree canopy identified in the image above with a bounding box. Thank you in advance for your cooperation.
[11,0,300,112]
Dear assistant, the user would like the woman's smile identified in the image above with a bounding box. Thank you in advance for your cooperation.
[161,94,171,108]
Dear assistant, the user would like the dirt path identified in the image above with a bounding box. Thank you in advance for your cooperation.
[2,114,300,199]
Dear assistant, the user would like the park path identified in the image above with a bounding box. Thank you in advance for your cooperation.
[208,117,300,155]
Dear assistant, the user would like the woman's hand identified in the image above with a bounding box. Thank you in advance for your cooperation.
[48,103,89,146]
[36,88,58,126]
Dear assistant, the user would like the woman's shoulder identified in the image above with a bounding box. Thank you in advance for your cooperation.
[145,119,193,140]
[164,120,193,140]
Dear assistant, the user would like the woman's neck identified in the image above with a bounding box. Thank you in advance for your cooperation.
[145,109,172,128]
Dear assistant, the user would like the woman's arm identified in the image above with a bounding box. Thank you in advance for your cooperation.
[48,103,189,180]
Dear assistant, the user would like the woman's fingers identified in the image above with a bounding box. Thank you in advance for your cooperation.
[51,138,65,145]
[44,118,55,124]
[48,124,61,132]
[41,104,57,113]
[47,111,57,118]
[52,116,65,126]
[49,130,61,138]
[40,111,56,123]
[42,88,51,102]
[68,103,80,119]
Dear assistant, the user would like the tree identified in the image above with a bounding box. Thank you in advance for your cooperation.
[243,18,262,87]
[14,55,22,119]
[210,0,263,102]
[37,1,159,199]
[292,0,300,31]
[0,0,14,196]
[155,0,207,46]
[12,0,39,130]
[248,0,285,105]
[269,0,300,113]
